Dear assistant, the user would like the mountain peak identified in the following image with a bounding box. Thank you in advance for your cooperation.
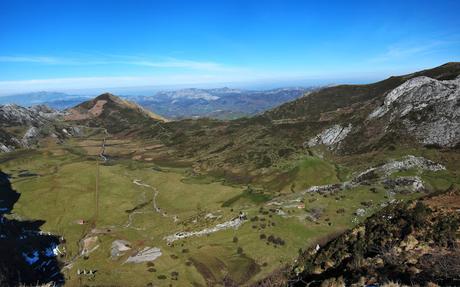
[64,93,166,133]
[94,92,120,102]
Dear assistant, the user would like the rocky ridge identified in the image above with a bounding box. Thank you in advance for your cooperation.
[306,74,460,152]
[368,76,460,147]
[0,104,78,152]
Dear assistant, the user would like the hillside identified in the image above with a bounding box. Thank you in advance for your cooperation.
[140,63,460,186]
[266,62,460,122]
[255,187,460,286]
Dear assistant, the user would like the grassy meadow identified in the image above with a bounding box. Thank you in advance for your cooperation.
[1,135,457,286]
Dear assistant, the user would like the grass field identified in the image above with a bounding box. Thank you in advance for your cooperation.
[1,136,457,286]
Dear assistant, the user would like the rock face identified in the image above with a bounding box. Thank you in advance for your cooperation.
[124,247,162,264]
[305,156,445,195]
[353,155,445,182]
[369,76,460,147]
[307,124,352,149]
[164,213,247,244]
[21,127,40,147]
[0,143,13,153]
[110,240,132,259]
[0,104,73,152]
[1,104,51,126]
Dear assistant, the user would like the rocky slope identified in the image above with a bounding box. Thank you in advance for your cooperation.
[306,74,460,152]
[368,76,460,148]
[0,104,79,153]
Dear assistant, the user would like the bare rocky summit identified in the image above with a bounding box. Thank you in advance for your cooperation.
[369,75,460,147]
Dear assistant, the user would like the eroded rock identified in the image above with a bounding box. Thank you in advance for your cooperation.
[124,247,162,264]
[307,124,352,149]
[368,76,460,147]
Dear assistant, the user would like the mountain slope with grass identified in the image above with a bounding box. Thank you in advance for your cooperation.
[142,63,460,187]
[65,93,167,134]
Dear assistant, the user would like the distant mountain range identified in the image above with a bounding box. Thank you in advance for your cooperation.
[126,87,315,119]
[0,91,92,110]
[0,87,315,120]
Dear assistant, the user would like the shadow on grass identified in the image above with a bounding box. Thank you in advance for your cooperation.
[0,171,65,286]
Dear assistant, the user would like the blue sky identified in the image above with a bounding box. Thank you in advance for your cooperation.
[0,0,459,95]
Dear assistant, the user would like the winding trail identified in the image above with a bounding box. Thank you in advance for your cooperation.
[128,179,178,227]
[130,179,248,244]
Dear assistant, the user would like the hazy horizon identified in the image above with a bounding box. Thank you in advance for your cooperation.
[0,74,383,97]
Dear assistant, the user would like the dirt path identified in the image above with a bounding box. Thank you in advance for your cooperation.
[127,179,178,226]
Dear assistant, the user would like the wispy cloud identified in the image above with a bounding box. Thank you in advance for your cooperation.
[127,58,225,70]
[369,39,458,63]
[0,74,242,95]
[0,54,236,72]
[0,56,62,64]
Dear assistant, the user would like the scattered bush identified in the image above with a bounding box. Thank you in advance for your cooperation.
[267,235,285,246]
[171,271,179,280]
